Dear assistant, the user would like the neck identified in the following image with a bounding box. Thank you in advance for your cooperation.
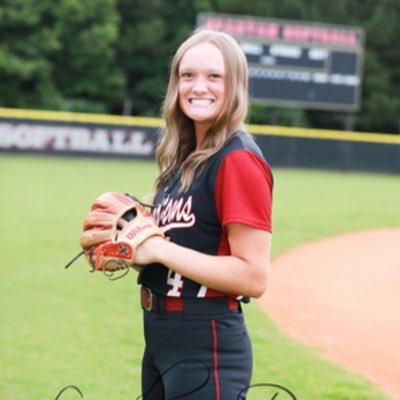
[194,123,211,150]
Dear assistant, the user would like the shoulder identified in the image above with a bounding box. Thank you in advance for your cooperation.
[207,130,271,180]
[213,132,273,232]
[219,130,264,158]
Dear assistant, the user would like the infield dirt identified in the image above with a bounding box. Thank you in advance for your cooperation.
[259,228,400,399]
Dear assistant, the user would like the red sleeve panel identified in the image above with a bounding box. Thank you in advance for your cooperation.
[215,150,273,232]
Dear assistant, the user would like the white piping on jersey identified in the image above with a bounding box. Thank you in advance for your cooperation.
[160,220,196,233]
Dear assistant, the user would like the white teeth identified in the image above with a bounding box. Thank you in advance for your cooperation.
[190,99,213,105]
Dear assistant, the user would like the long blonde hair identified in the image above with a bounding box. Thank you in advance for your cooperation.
[155,29,249,192]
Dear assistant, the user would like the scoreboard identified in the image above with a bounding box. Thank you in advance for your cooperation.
[197,13,365,111]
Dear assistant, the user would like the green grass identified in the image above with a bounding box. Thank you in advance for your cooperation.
[271,168,400,254]
[1,154,399,400]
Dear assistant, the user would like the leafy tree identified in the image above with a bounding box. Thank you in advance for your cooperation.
[0,0,61,108]
[356,0,400,133]
[53,0,125,112]
[0,0,124,112]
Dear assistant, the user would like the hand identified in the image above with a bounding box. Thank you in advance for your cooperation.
[134,235,166,266]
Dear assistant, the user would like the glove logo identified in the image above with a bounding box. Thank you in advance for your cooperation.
[126,223,154,240]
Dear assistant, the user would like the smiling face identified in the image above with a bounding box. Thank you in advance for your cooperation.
[178,42,226,144]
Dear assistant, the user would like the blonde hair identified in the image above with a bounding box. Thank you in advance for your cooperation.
[155,28,249,192]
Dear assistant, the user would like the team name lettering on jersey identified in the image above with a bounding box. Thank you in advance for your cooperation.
[153,195,196,233]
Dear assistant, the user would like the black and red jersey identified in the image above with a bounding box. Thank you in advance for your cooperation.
[139,130,273,298]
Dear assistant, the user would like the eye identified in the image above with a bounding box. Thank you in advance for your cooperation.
[179,71,192,79]
[209,73,223,80]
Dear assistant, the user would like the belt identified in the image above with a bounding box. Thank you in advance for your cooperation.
[140,286,239,313]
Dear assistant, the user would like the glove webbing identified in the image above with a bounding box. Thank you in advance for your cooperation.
[64,249,131,281]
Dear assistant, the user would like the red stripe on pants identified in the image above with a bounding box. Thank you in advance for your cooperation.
[211,319,220,400]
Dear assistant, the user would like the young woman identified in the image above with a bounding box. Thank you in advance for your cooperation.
[135,28,273,400]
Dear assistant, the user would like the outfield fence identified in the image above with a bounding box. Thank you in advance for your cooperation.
[0,107,399,173]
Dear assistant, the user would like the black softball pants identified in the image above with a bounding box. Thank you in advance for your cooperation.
[140,299,252,399]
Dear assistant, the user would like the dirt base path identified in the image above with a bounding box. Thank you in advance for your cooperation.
[258,228,400,399]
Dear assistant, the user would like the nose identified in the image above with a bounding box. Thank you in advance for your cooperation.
[192,76,207,93]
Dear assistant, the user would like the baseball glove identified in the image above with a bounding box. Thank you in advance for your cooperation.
[79,192,164,276]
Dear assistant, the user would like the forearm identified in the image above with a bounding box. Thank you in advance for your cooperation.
[153,239,269,298]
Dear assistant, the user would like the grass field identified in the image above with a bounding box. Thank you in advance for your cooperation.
[1,154,399,400]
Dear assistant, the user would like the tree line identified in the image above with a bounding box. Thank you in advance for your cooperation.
[0,0,399,134]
